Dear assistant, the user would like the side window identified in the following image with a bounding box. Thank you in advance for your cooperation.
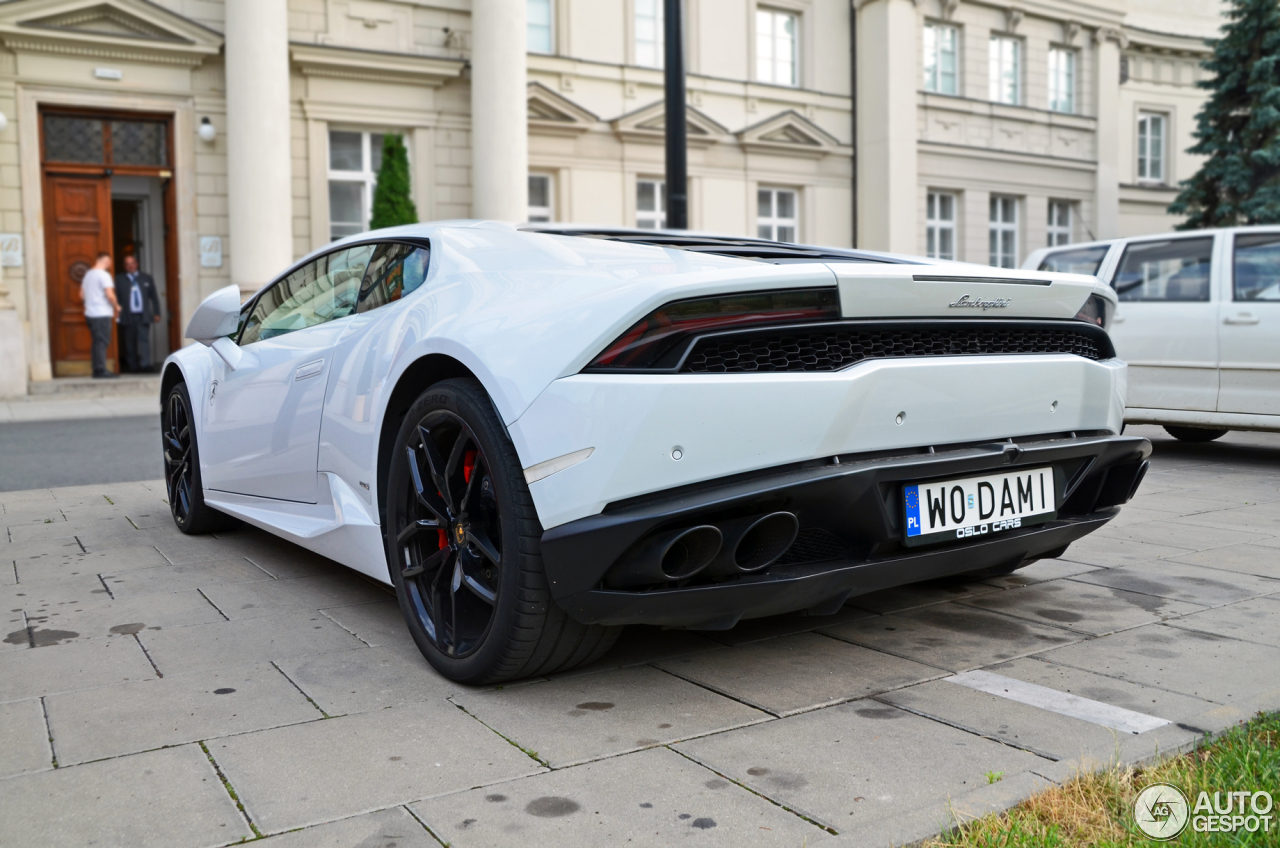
[1038,245,1109,275]
[1233,233,1280,302]
[358,242,430,313]
[1112,238,1213,302]
[240,244,375,344]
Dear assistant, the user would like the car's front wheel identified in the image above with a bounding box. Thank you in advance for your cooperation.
[385,378,621,684]
[162,382,236,534]
[1164,425,1228,443]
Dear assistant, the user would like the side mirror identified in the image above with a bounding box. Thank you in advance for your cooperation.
[186,284,245,370]
[186,284,242,344]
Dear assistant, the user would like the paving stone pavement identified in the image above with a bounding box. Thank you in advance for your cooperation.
[2,426,1279,847]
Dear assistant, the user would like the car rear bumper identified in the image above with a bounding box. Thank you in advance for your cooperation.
[540,432,1150,628]
[511,355,1128,531]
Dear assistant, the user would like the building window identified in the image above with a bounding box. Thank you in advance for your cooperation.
[528,173,553,222]
[989,195,1018,268]
[528,0,553,53]
[923,23,959,96]
[637,178,666,228]
[756,8,799,87]
[758,187,798,241]
[926,191,957,260]
[635,0,663,68]
[328,130,385,241]
[989,36,1020,105]
[1137,112,1166,183]
[1047,200,1073,246]
[1048,48,1075,113]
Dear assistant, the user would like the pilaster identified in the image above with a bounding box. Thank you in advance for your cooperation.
[855,0,919,254]
[226,0,293,294]
[471,0,529,221]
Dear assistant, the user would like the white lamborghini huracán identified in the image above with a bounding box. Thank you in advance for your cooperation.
[162,222,1149,683]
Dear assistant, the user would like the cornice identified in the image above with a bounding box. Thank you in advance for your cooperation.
[290,43,464,87]
[0,31,213,65]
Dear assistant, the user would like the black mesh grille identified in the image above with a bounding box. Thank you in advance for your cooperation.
[683,324,1104,373]
[773,529,849,566]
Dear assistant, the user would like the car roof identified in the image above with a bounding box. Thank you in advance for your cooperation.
[517,224,937,265]
[1039,224,1280,254]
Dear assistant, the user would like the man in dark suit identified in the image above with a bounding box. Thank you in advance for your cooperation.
[115,255,161,373]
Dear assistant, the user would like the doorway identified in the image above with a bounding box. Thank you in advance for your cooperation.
[40,108,177,377]
[112,177,171,370]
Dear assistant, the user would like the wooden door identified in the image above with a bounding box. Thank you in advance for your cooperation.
[44,174,114,376]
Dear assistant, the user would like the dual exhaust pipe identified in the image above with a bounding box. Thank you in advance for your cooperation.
[605,512,800,590]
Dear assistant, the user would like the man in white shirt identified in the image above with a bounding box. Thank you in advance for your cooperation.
[81,252,119,379]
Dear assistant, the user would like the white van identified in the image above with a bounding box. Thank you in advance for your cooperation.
[1024,226,1280,441]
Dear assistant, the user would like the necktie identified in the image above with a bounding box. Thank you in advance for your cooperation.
[130,276,142,313]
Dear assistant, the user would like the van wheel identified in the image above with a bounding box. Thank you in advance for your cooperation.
[385,378,621,684]
[1164,426,1228,443]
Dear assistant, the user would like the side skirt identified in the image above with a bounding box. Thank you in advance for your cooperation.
[205,472,391,584]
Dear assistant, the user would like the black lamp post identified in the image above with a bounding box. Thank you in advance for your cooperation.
[663,0,687,230]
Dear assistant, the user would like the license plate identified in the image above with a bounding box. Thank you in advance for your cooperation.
[903,466,1056,546]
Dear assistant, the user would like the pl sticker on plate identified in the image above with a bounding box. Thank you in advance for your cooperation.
[903,466,1056,546]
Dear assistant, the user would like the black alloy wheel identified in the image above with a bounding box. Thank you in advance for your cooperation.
[164,388,196,525]
[386,379,621,684]
[162,382,234,535]
[396,412,502,658]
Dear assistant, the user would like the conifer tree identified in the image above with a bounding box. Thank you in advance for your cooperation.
[370,134,418,230]
[1169,0,1280,228]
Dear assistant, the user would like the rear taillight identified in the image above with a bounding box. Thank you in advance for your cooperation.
[1074,294,1110,330]
[586,288,840,371]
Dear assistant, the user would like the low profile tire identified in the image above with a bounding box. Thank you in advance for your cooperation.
[1164,425,1228,443]
[162,383,237,535]
[385,378,621,684]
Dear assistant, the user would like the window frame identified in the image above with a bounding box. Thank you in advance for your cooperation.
[756,7,800,88]
[1232,231,1280,302]
[988,35,1022,106]
[528,172,554,223]
[926,190,958,260]
[237,238,432,345]
[923,22,960,96]
[527,0,554,54]
[1137,112,1167,184]
[988,194,1019,269]
[634,0,663,68]
[636,177,667,229]
[757,186,799,242]
[1047,200,1073,247]
[1047,46,1076,114]
[1112,236,1214,303]
[328,129,392,242]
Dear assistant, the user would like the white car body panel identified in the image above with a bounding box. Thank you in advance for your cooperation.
[1025,225,1280,431]
[510,355,1127,531]
[202,320,346,503]
[166,221,1124,586]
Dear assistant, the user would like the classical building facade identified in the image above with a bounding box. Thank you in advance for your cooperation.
[0,0,1221,388]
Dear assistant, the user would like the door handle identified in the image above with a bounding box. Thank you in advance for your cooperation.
[295,359,324,381]
[1223,314,1260,325]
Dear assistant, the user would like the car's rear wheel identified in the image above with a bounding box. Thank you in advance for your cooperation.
[162,383,236,534]
[1164,425,1228,443]
[386,378,621,684]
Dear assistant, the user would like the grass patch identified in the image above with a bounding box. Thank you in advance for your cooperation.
[929,711,1280,847]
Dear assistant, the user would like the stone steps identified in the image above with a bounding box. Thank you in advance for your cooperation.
[27,375,161,399]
